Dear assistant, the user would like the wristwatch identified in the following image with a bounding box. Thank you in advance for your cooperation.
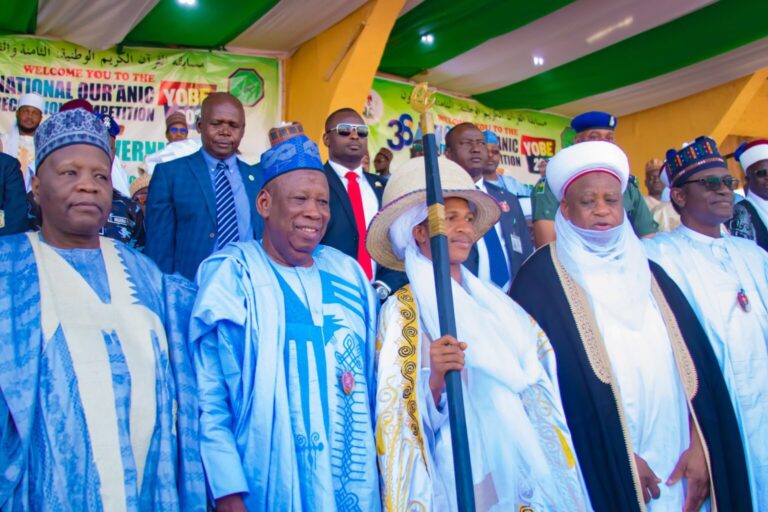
[373,281,392,301]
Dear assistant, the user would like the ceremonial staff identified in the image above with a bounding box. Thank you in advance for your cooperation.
[410,82,475,510]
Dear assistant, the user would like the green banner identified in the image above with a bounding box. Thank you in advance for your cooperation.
[0,36,279,178]
[364,77,573,185]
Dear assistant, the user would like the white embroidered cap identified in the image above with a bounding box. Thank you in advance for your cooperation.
[18,92,45,113]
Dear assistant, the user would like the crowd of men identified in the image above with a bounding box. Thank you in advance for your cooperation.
[0,90,766,512]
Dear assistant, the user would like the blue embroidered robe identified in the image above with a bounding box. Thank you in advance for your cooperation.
[190,241,380,511]
[0,233,205,511]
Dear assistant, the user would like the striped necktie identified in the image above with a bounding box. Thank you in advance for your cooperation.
[214,160,239,248]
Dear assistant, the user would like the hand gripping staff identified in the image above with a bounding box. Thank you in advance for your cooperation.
[410,82,475,511]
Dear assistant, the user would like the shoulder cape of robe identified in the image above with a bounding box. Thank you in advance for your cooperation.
[510,244,752,512]
[0,233,205,511]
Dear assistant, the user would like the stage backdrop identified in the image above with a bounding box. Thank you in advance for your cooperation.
[364,76,574,186]
[0,36,279,179]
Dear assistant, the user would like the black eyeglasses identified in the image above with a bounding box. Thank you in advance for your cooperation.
[678,175,740,191]
[750,168,768,178]
[168,127,188,134]
[327,123,369,137]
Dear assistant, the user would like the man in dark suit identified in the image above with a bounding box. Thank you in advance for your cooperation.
[144,92,263,280]
[0,153,29,236]
[445,122,533,291]
[320,107,404,299]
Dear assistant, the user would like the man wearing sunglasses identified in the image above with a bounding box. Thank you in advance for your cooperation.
[144,110,201,175]
[728,140,768,252]
[165,110,190,143]
[321,108,404,299]
[644,136,768,510]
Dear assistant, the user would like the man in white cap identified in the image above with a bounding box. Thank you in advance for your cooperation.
[645,136,768,509]
[727,139,768,251]
[369,157,591,511]
[511,141,751,511]
[0,92,45,188]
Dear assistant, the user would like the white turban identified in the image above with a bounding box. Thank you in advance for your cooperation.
[546,141,630,201]
[737,141,768,171]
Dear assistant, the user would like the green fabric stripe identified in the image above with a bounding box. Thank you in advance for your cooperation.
[475,0,768,110]
[123,0,278,49]
[379,0,574,77]
[0,0,37,35]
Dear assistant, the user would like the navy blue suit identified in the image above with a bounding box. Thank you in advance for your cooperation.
[465,181,533,283]
[144,150,263,280]
[321,162,406,294]
[0,153,29,236]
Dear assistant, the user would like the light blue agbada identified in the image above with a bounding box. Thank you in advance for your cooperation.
[190,241,380,511]
[644,224,768,509]
[0,233,206,511]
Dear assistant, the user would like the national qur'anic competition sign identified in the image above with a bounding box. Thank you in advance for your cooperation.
[364,77,574,185]
[0,36,279,178]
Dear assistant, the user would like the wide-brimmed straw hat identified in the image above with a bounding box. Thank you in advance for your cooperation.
[366,156,501,271]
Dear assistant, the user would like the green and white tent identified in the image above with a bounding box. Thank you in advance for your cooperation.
[2,0,767,116]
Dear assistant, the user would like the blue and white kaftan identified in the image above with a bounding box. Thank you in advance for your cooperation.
[0,233,205,511]
[190,241,380,511]
[645,225,768,509]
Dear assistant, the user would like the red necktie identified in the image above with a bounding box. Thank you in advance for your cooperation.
[345,171,373,279]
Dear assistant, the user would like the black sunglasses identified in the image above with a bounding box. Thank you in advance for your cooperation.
[327,123,369,137]
[679,175,740,191]
[749,168,768,178]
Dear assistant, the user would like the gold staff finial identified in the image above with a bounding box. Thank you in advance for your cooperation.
[409,82,436,135]
[410,82,435,113]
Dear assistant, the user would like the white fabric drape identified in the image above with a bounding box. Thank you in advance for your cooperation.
[554,209,651,331]
[229,0,367,52]
[36,0,161,50]
[424,0,711,95]
[230,0,423,53]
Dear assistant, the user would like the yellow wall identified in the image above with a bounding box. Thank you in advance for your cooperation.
[284,0,405,160]
[617,69,768,192]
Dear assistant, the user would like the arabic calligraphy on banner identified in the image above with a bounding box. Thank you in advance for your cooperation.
[0,36,279,178]
[364,77,574,185]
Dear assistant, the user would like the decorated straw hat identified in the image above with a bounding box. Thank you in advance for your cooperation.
[130,173,152,198]
[366,156,501,271]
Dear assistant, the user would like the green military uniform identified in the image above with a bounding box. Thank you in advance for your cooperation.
[531,175,658,236]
